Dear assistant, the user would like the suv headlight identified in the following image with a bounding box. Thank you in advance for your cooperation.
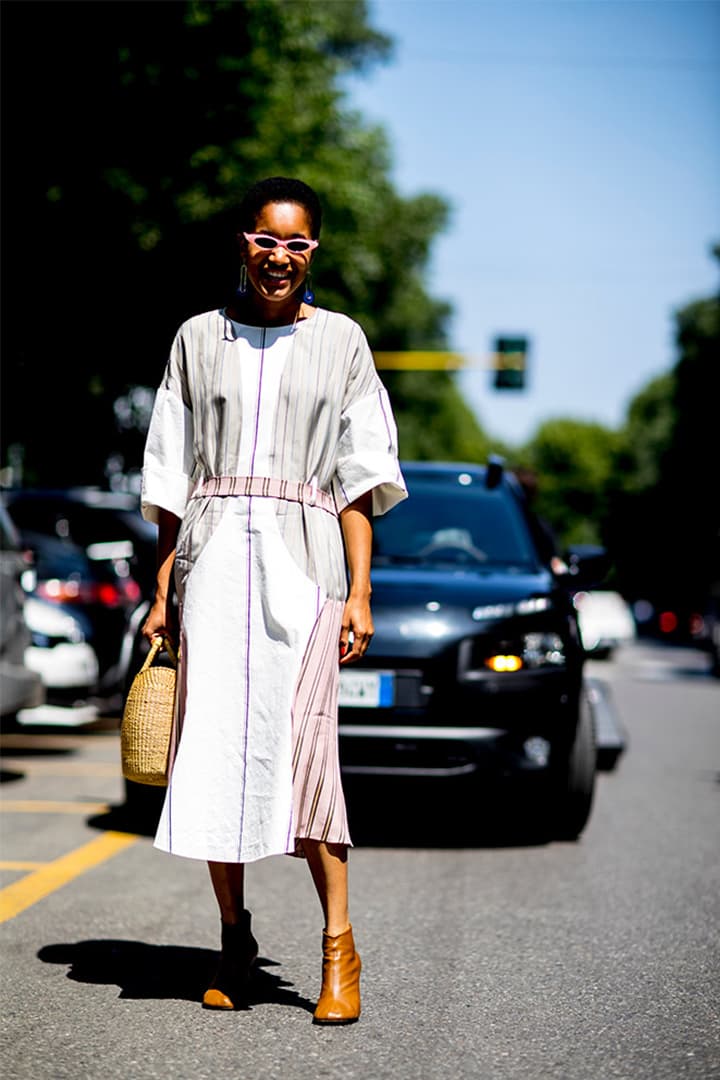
[459,631,567,679]
[522,632,565,667]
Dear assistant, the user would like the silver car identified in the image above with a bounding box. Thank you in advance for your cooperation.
[0,504,44,718]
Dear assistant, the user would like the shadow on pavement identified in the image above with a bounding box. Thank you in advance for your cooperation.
[86,777,554,849]
[0,768,25,784]
[37,940,316,1013]
[87,782,165,838]
[85,775,555,848]
[344,774,554,849]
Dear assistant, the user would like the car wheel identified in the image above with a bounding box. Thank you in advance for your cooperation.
[550,690,596,841]
[596,745,622,771]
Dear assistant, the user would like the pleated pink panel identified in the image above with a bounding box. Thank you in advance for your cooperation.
[291,598,351,847]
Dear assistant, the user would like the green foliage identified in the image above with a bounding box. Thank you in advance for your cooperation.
[516,245,719,604]
[383,371,495,463]
[606,247,720,605]
[2,0,488,485]
[615,373,676,492]
[669,291,720,484]
[517,419,621,547]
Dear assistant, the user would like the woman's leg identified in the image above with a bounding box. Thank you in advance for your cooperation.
[207,861,246,923]
[203,862,257,1010]
[302,840,361,1024]
[300,840,349,935]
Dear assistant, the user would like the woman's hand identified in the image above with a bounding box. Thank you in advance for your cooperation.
[141,593,177,647]
[339,593,374,665]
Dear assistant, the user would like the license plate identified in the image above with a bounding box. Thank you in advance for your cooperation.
[339,670,394,708]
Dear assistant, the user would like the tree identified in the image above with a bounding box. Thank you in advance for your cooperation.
[1,0,490,485]
[517,419,620,547]
[385,370,497,463]
[607,246,719,609]
[615,373,675,493]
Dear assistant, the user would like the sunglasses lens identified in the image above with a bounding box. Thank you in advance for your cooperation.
[254,236,277,249]
[286,240,312,253]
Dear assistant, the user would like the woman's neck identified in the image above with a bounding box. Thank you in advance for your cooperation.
[226,294,309,328]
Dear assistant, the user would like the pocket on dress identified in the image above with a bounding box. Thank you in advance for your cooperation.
[173,498,227,598]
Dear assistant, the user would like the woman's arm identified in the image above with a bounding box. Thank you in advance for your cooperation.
[339,492,374,665]
[141,508,181,645]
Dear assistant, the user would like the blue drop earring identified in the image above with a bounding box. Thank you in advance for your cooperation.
[236,264,248,297]
[303,273,315,305]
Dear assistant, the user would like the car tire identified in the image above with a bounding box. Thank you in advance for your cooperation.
[550,689,596,841]
[596,745,622,771]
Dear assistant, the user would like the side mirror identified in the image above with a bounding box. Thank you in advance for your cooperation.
[485,454,505,490]
[556,545,611,590]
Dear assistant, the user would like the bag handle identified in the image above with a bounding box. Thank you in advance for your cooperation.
[139,635,177,672]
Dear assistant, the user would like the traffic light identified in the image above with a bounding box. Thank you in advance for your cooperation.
[493,336,528,390]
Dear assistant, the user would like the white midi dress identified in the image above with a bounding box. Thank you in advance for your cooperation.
[141,307,406,863]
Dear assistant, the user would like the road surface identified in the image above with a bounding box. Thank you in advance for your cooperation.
[1,640,718,1079]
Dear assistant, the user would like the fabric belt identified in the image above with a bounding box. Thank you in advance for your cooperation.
[191,475,337,517]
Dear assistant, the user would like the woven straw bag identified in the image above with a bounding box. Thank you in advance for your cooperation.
[121,636,177,787]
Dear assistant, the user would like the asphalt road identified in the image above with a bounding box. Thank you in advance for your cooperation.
[1,640,718,1080]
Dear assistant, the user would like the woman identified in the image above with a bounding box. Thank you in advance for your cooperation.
[140,176,406,1023]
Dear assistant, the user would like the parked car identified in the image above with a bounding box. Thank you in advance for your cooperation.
[3,487,157,588]
[338,461,609,841]
[24,596,99,695]
[705,592,720,677]
[0,505,44,719]
[573,589,637,659]
[3,489,157,695]
[19,529,142,685]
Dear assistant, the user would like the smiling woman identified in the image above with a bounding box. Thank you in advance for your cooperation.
[226,176,322,326]
[236,200,318,321]
[138,176,407,1023]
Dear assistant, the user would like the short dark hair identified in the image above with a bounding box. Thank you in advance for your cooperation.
[237,177,322,238]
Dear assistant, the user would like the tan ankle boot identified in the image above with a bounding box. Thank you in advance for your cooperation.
[313,924,361,1024]
[202,912,258,1010]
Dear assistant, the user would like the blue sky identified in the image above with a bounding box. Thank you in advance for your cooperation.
[344,0,720,446]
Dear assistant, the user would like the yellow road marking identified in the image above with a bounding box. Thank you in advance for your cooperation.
[1,733,115,751]
[0,831,139,922]
[0,760,121,777]
[0,861,46,870]
[1,801,110,814]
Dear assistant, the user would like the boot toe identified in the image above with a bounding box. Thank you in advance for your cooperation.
[202,987,236,1010]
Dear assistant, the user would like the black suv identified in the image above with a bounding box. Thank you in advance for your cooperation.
[338,461,608,840]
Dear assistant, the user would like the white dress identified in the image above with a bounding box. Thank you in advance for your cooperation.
[141,307,406,862]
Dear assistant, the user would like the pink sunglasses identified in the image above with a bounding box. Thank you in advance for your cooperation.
[243,232,319,255]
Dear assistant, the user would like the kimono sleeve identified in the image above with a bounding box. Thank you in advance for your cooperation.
[141,330,195,524]
[331,326,408,517]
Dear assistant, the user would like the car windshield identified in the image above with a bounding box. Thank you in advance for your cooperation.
[372,482,538,570]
